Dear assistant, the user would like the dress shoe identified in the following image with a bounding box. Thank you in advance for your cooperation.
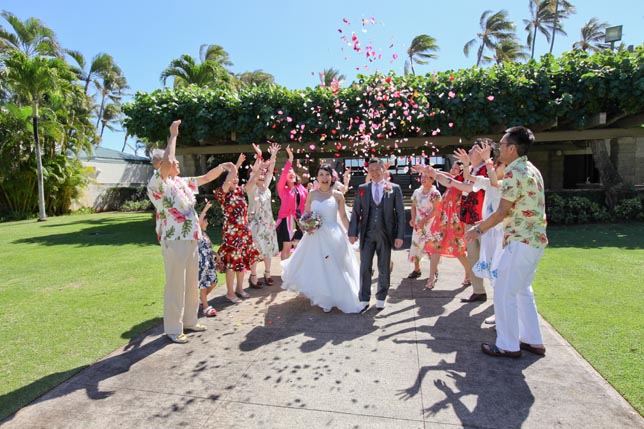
[461,293,487,303]
[481,343,521,358]
[520,342,546,356]
[376,299,385,309]
[359,302,370,314]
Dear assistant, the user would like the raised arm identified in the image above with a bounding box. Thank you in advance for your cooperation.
[453,148,474,182]
[159,120,181,179]
[264,142,280,186]
[277,145,293,196]
[198,199,212,223]
[197,161,235,187]
[246,157,264,190]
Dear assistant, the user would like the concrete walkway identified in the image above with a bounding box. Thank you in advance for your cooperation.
[2,249,642,428]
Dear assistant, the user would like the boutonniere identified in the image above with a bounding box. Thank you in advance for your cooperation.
[359,189,365,197]
[383,182,393,197]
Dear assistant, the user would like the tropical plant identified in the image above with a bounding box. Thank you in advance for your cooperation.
[488,37,529,64]
[524,0,552,59]
[199,43,233,68]
[464,10,516,67]
[319,67,346,87]
[65,50,117,94]
[236,70,275,88]
[405,34,439,75]
[160,54,232,89]
[93,66,128,131]
[0,10,60,57]
[546,0,576,54]
[573,18,609,53]
[3,50,74,220]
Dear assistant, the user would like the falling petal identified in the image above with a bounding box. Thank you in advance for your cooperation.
[487,95,495,101]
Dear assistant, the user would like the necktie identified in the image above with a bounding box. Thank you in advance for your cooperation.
[374,183,381,204]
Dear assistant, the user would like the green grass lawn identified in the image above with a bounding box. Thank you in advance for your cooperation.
[0,212,221,419]
[0,214,641,419]
[534,223,643,414]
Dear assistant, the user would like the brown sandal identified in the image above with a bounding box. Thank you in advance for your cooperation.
[263,272,274,286]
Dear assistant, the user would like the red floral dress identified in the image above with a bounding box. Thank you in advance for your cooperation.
[214,186,262,272]
[424,177,467,258]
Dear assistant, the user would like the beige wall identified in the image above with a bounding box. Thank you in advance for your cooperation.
[73,161,154,209]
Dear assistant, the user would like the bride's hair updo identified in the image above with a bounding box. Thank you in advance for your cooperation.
[316,163,336,185]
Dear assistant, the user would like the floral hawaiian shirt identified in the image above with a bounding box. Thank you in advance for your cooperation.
[147,170,202,242]
[500,156,548,249]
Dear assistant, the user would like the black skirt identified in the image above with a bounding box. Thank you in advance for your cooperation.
[276,218,303,250]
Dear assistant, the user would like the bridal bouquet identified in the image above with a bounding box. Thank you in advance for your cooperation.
[298,211,322,234]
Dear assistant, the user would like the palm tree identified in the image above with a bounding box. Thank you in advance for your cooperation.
[489,38,530,64]
[94,66,128,130]
[236,70,275,88]
[548,0,577,54]
[318,67,346,87]
[199,44,233,68]
[99,103,120,138]
[464,10,516,67]
[160,54,232,89]
[405,34,439,75]
[523,0,552,59]
[4,51,73,220]
[65,50,117,94]
[0,11,60,57]
[573,18,609,52]
[546,0,576,54]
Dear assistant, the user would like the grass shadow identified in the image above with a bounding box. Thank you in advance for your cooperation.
[546,223,644,250]
[0,318,167,422]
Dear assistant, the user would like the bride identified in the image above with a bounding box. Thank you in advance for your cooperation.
[281,164,363,313]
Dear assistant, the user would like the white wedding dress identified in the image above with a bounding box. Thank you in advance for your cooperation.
[281,196,363,313]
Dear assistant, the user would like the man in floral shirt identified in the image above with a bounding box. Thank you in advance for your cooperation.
[465,126,548,358]
[148,120,234,344]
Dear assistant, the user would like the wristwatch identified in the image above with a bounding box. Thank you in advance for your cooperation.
[474,225,483,235]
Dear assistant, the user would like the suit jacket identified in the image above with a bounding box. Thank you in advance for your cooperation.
[348,181,406,249]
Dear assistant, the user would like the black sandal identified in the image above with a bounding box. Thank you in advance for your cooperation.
[407,270,422,279]
[248,274,263,289]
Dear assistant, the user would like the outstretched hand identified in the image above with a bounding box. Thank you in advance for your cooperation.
[285,145,294,161]
[453,148,470,166]
[169,120,181,137]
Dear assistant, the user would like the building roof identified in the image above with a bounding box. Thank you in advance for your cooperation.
[75,147,151,164]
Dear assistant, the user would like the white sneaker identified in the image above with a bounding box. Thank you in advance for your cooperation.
[376,299,385,309]
[484,315,496,325]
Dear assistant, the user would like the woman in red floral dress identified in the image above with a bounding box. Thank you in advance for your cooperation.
[214,160,262,304]
[422,162,471,290]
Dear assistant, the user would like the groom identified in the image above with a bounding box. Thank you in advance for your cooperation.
[349,159,406,311]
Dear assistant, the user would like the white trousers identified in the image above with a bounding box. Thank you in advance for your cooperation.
[494,241,545,352]
[161,240,199,336]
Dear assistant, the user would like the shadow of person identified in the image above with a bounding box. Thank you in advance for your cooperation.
[0,321,168,423]
[392,296,539,428]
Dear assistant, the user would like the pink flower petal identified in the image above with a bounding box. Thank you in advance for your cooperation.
[487,95,495,101]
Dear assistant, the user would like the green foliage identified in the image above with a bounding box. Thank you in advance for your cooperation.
[124,47,644,147]
[613,197,644,222]
[546,193,609,224]
[94,185,148,212]
[120,199,152,212]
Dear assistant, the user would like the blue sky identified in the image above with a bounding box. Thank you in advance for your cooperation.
[3,0,643,152]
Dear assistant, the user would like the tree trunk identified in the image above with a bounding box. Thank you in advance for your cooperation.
[549,0,559,54]
[531,28,537,58]
[589,139,627,209]
[121,132,129,152]
[32,109,47,221]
